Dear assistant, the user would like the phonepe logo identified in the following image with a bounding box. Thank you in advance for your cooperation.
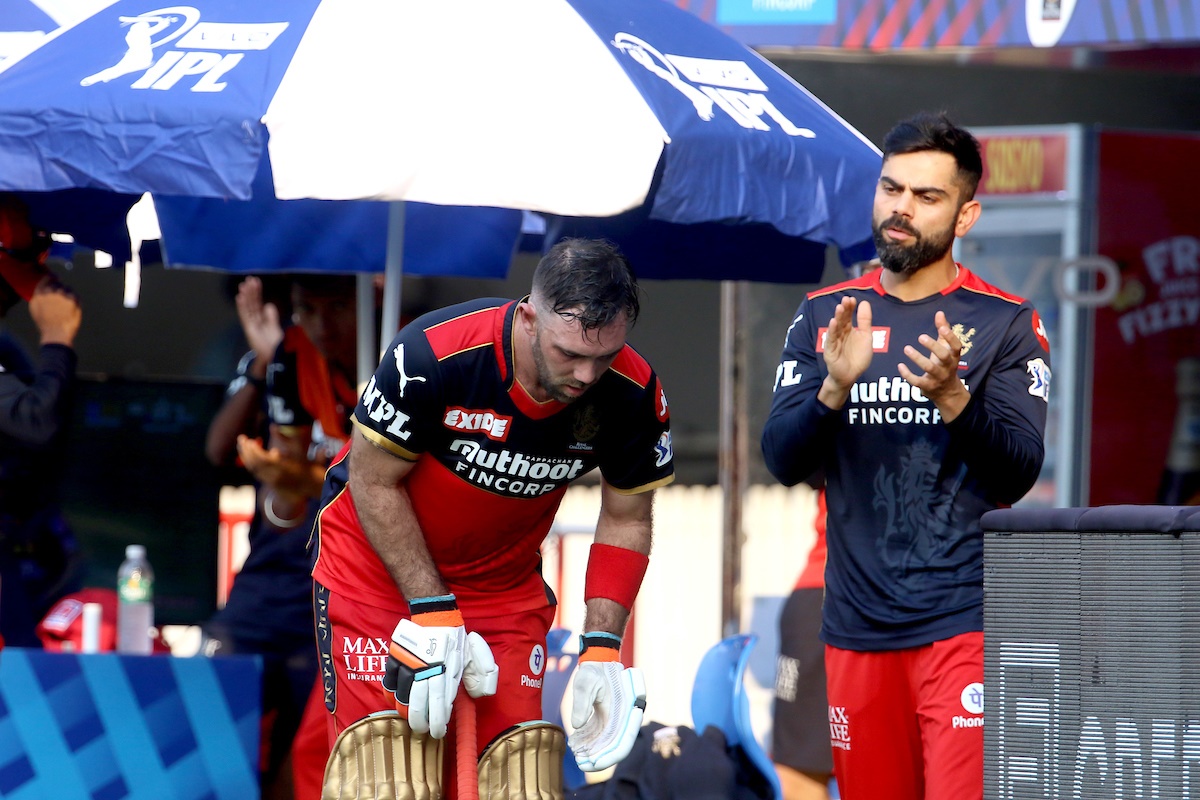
[80,7,288,92]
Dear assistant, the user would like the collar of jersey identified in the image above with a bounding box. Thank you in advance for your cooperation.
[869,262,969,298]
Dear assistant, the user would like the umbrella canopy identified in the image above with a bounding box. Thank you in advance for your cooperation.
[0,0,880,281]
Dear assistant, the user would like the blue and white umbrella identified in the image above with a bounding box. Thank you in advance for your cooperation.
[0,0,880,283]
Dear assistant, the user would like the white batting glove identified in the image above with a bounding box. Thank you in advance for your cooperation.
[462,631,499,698]
[568,632,647,772]
[381,596,467,739]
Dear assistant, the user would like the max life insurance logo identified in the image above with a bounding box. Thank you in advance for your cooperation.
[78,6,287,91]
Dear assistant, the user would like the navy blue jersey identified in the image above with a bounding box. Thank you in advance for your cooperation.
[762,267,1051,650]
[265,326,356,464]
[313,298,673,613]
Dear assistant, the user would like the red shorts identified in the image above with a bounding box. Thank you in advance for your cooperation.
[315,580,556,774]
[825,631,983,800]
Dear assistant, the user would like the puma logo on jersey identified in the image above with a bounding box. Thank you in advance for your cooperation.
[393,343,427,398]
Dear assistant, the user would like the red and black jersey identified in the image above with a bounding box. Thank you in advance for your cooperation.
[763,266,1051,651]
[312,298,674,614]
[265,326,356,461]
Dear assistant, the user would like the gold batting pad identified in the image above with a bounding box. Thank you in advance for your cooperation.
[477,721,567,800]
[322,711,444,800]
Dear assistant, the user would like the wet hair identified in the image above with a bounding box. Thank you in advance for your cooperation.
[531,238,640,330]
[883,112,983,202]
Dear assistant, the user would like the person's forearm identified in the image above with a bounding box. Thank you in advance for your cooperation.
[947,395,1045,504]
[205,385,261,466]
[583,493,653,637]
[761,394,838,488]
[354,479,447,601]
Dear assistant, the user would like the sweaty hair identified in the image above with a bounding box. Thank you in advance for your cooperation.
[883,112,983,201]
[531,238,640,330]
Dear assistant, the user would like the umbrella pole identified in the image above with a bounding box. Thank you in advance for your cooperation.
[356,201,407,389]
[381,202,405,355]
[718,281,748,638]
[356,274,375,390]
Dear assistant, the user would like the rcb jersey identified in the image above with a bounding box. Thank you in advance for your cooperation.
[312,298,674,614]
[763,267,1051,651]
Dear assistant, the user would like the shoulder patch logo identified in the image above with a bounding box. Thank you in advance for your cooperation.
[393,343,427,398]
[1032,310,1051,353]
[1027,357,1051,401]
[655,377,669,423]
[655,431,673,468]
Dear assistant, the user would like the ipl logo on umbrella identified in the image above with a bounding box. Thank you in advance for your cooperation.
[611,32,814,139]
[81,5,288,92]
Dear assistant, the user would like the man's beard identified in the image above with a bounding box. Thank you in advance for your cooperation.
[872,214,955,275]
[532,328,586,404]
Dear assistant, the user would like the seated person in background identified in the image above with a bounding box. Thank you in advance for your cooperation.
[202,274,357,800]
[0,195,84,648]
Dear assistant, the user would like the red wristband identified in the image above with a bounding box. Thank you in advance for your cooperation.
[584,543,650,611]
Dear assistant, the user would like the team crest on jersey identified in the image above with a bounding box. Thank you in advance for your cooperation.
[951,323,976,357]
[573,404,600,443]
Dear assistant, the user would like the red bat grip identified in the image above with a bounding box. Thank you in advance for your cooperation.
[455,691,479,800]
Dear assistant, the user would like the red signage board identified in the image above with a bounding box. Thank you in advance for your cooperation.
[1089,131,1200,506]
[976,134,1069,197]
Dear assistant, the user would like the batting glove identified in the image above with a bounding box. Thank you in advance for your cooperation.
[382,595,467,739]
[462,631,499,699]
[568,632,647,772]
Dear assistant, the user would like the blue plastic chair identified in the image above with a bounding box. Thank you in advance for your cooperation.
[542,627,587,789]
[690,633,783,800]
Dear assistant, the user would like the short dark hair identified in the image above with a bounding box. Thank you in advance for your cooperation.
[883,112,983,201]
[532,238,640,330]
[291,273,357,297]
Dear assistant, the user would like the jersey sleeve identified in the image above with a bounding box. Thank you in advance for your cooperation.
[0,344,75,448]
[264,340,312,430]
[598,367,675,494]
[946,302,1051,504]
[761,298,841,487]
[352,325,443,461]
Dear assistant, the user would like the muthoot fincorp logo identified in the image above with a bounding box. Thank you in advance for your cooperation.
[449,439,586,497]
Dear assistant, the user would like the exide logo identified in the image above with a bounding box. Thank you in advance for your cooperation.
[442,407,512,441]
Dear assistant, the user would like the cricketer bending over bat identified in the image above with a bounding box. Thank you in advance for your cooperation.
[311,238,673,797]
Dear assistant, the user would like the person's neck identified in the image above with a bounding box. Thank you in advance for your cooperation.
[880,257,959,302]
[511,309,548,403]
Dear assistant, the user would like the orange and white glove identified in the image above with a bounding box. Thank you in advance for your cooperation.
[381,595,497,738]
[568,632,646,772]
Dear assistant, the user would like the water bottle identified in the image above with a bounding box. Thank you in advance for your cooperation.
[116,544,155,654]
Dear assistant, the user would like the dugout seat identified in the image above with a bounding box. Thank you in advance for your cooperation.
[542,627,587,789]
[691,633,783,800]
